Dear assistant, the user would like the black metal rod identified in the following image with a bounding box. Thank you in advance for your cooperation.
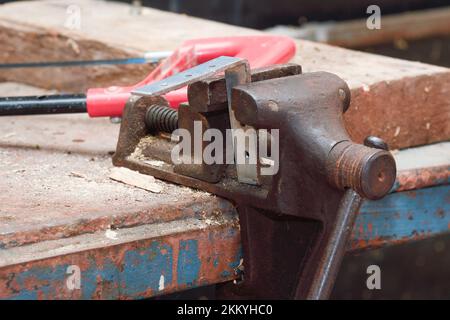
[0,94,87,116]
[0,58,148,69]
[0,52,171,69]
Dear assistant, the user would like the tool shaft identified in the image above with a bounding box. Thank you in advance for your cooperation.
[0,94,87,116]
[0,51,172,69]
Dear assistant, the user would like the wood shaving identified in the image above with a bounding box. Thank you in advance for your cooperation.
[109,167,163,193]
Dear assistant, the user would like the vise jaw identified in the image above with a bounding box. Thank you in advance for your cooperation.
[113,57,396,299]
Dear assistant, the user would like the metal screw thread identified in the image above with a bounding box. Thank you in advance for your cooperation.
[326,141,396,200]
[145,104,178,133]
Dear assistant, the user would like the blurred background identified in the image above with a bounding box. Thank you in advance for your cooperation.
[1,0,449,66]
[124,0,450,67]
[123,0,449,28]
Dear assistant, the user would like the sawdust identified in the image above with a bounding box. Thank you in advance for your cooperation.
[128,136,157,162]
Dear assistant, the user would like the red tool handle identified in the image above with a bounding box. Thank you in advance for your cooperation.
[86,35,296,117]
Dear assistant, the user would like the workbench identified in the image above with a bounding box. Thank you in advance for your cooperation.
[0,0,448,299]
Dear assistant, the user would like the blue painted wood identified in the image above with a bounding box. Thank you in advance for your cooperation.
[352,185,450,249]
[2,184,449,299]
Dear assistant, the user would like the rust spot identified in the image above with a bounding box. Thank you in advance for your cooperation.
[435,209,445,218]
[406,191,417,199]
[396,166,449,192]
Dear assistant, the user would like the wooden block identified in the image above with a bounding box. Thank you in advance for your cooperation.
[268,6,450,48]
[109,167,163,193]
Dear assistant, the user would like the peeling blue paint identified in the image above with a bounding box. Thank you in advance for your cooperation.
[357,185,450,241]
[220,270,231,278]
[213,256,219,268]
[11,264,68,300]
[225,226,239,239]
[177,239,200,287]
[120,242,173,297]
[229,244,242,270]
[9,290,38,300]
[82,257,119,299]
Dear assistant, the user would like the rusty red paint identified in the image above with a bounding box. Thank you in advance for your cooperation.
[395,165,449,192]
[0,223,241,300]
[350,232,431,252]
[0,197,235,249]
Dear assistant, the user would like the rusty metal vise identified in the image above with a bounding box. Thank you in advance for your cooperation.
[113,56,396,299]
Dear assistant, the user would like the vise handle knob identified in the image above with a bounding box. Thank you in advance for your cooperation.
[326,140,396,200]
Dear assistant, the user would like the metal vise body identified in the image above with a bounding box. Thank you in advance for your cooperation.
[113,57,396,299]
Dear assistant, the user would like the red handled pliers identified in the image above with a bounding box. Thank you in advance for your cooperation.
[0,36,296,117]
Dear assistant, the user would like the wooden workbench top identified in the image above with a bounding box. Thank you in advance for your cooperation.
[0,83,234,250]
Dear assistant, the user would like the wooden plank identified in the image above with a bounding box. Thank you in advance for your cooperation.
[0,216,242,299]
[0,0,449,149]
[353,185,450,252]
[0,183,448,299]
[268,6,450,48]
[393,142,450,192]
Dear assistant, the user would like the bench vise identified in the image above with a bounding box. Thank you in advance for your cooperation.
[113,56,396,299]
